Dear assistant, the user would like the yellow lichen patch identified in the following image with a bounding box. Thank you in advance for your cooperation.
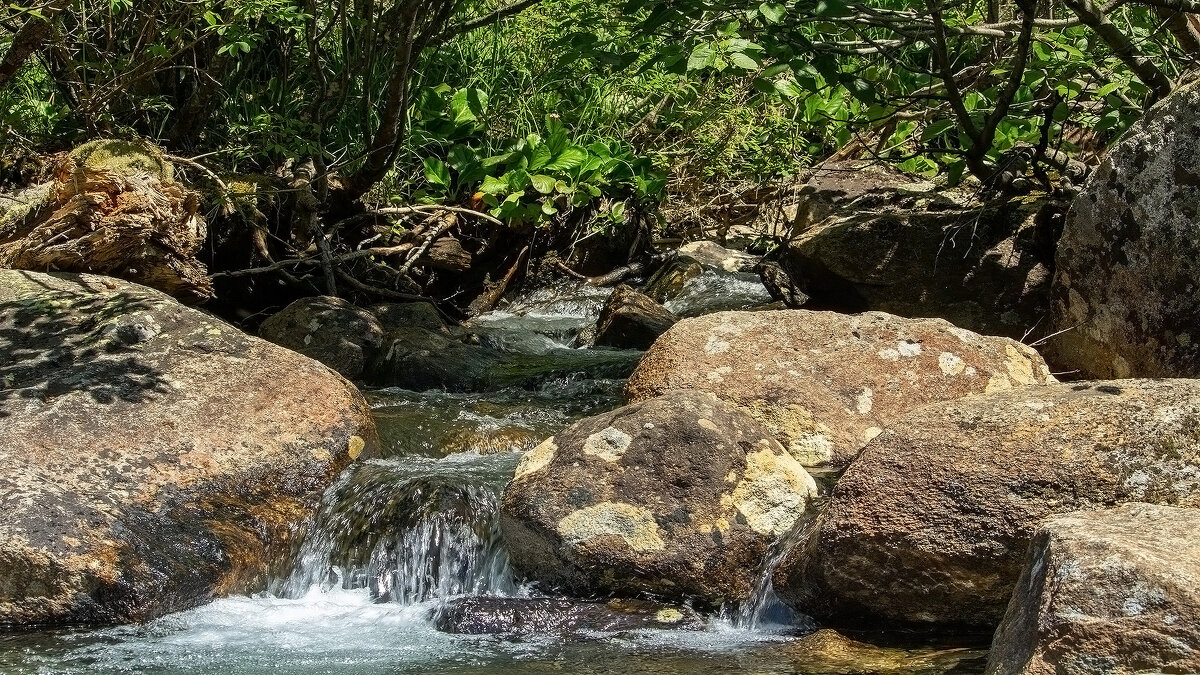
[557,501,665,552]
[655,608,685,624]
[347,435,365,460]
[1004,343,1040,385]
[582,427,633,462]
[727,449,817,537]
[514,437,557,480]
[938,352,966,376]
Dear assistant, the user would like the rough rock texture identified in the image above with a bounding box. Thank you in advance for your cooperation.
[626,310,1054,466]
[499,391,817,604]
[781,160,1061,340]
[0,270,377,626]
[368,301,448,334]
[0,140,212,300]
[432,597,706,635]
[774,379,1200,631]
[1049,80,1200,378]
[259,296,384,379]
[594,285,678,350]
[986,503,1200,675]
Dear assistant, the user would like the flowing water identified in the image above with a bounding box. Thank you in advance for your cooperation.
[0,279,988,674]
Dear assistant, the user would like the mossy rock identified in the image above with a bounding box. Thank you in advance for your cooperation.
[69,139,173,181]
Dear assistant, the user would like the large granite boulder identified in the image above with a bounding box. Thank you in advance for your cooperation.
[0,271,377,625]
[499,391,817,605]
[986,503,1200,675]
[259,296,384,379]
[594,285,678,350]
[771,160,1062,340]
[774,379,1200,631]
[1049,79,1200,378]
[625,310,1054,466]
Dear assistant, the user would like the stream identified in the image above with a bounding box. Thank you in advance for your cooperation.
[0,279,987,674]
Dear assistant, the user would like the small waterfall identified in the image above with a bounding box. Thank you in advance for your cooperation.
[725,512,821,631]
[274,454,519,606]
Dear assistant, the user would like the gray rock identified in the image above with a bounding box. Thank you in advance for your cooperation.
[260,296,383,379]
[500,391,817,605]
[774,379,1200,631]
[368,301,448,335]
[1049,79,1200,378]
[432,597,706,635]
[986,503,1200,675]
[594,285,678,350]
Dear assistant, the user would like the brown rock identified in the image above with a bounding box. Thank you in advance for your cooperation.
[594,285,678,350]
[783,629,988,675]
[499,391,816,605]
[625,310,1054,466]
[0,270,377,625]
[986,503,1200,675]
[259,296,384,379]
[1049,80,1200,378]
[774,379,1200,631]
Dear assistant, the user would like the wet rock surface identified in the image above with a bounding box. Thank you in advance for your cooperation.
[986,503,1200,675]
[1049,79,1200,378]
[783,629,989,675]
[499,390,817,604]
[0,270,377,626]
[626,310,1054,466]
[259,296,384,379]
[594,284,678,350]
[774,379,1200,631]
[432,597,706,635]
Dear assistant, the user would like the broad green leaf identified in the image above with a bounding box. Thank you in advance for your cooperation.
[544,147,588,171]
[688,43,717,71]
[422,158,450,189]
[531,174,556,194]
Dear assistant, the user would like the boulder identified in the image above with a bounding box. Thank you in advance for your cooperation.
[1049,79,1200,378]
[368,301,448,335]
[499,391,817,605]
[625,310,1054,466]
[774,379,1200,631]
[259,296,383,379]
[676,240,758,273]
[594,285,678,350]
[432,597,706,635]
[986,503,1200,675]
[368,327,503,391]
[0,140,212,300]
[780,160,1061,340]
[644,256,704,304]
[0,270,377,625]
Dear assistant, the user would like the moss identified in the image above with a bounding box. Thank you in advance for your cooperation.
[69,139,173,181]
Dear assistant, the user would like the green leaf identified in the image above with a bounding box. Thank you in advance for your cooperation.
[730,52,759,70]
[920,120,956,142]
[687,42,717,71]
[423,158,450,190]
[543,147,588,172]
[530,174,556,194]
[480,175,509,195]
[759,2,786,23]
[528,143,552,170]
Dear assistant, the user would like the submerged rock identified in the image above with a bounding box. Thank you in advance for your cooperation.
[784,629,988,675]
[594,285,678,350]
[0,271,377,626]
[626,310,1054,466]
[774,379,1200,631]
[987,503,1200,675]
[259,296,384,379]
[499,391,817,605]
[1049,79,1200,378]
[432,597,706,635]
